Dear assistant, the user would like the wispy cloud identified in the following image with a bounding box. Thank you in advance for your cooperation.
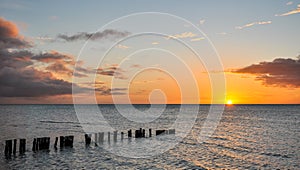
[152,42,159,45]
[286,1,293,5]
[190,37,205,42]
[233,56,300,88]
[235,21,272,30]
[276,4,300,16]
[166,32,197,39]
[216,32,227,35]
[199,19,206,25]
[57,29,130,42]
[116,44,130,49]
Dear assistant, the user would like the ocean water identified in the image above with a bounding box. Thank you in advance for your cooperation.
[0,104,299,169]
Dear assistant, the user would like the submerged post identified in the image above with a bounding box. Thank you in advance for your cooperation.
[32,138,37,151]
[85,134,91,146]
[95,133,98,146]
[121,132,124,140]
[128,129,132,138]
[60,136,65,148]
[108,132,111,143]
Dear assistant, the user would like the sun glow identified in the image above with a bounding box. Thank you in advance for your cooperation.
[226,100,233,105]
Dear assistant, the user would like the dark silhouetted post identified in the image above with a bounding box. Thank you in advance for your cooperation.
[5,140,12,158]
[60,136,65,148]
[95,133,98,146]
[19,139,26,154]
[108,132,111,143]
[13,139,17,155]
[32,138,37,151]
[85,134,91,146]
[128,129,132,138]
[142,129,145,138]
[149,129,152,137]
[54,137,58,149]
[121,132,124,140]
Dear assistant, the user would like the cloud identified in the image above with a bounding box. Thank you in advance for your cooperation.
[276,4,300,16]
[190,37,205,42]
[152,42,159,45]
[166,32,197,39]
[97,65,127,79]
[235,21,272,30]
[95,86,127,96]
[216,32,227,35]
[233,57,300,88]
[116,44,130,49]
[286,1,293,5]
[57,29,130,42]
[0,17,32,49]
[199,19,206,25]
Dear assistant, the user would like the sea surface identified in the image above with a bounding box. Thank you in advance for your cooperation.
[0,104,299,169]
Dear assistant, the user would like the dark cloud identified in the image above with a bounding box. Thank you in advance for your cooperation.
[233,57,300,88]
[97,65,127,79]
[32,51,73,63]
[57,29,130,42]
[95,86,127,96]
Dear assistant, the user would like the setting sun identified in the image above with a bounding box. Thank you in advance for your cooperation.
[227,100,233,105]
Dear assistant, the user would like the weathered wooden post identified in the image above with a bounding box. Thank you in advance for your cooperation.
[98,132,104,144]
[65,136,74,148]
[113,131,117,142]
[85,134,91,146]
[121,132,124,140]
[128,129,132,138]
[149,129,152,137]
[32,138,37,151]
[95,133,98,146]
[107,132,111,143]
[13,139,17,155]
[54,137,58,149]
[142,129,145,138]
[156,130,166,136]
[60,136,65,148]
[45,137,50,150]
[5,140,12,158]
[19,139,26,154]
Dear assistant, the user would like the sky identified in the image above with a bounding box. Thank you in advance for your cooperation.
[0,0,300,104]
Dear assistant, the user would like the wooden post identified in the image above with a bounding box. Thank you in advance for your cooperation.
[142,129,145,138]
[156,130,166,136]
[121,132,124,140]
[128,129,132,138]
[5,140,12,158]
[107,132,111,143]
[65,136,74,148]
[13,139,17,155]
[149,129,152,137]
[32,138,37,151]
[19,139,26,154]
[54,137,58,149]
[84,134,91,146]
[113,131,117,142]
[98,132,104,144]
[169,129,175,134]
[60,136,65,148]
[95,133,98,146]
[45,137,50,150]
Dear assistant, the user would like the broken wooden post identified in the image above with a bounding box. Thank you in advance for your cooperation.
[5,140,12,158]
[13,139,17,155]
[149,129,152,137]
[54,137,58,149]
[113,131,117,142]
[19,139,26,154]
[121,132,124,140]
[84,134,91,146]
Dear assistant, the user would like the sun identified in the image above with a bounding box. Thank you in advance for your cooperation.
[226,100,233,105]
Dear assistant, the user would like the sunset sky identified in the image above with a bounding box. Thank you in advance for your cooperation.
[0,0,299,104]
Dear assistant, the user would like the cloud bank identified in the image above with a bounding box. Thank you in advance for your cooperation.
[276,4,300,16]
[233,57,300,88]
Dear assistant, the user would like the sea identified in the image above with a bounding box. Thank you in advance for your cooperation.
[0,104,299,169]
